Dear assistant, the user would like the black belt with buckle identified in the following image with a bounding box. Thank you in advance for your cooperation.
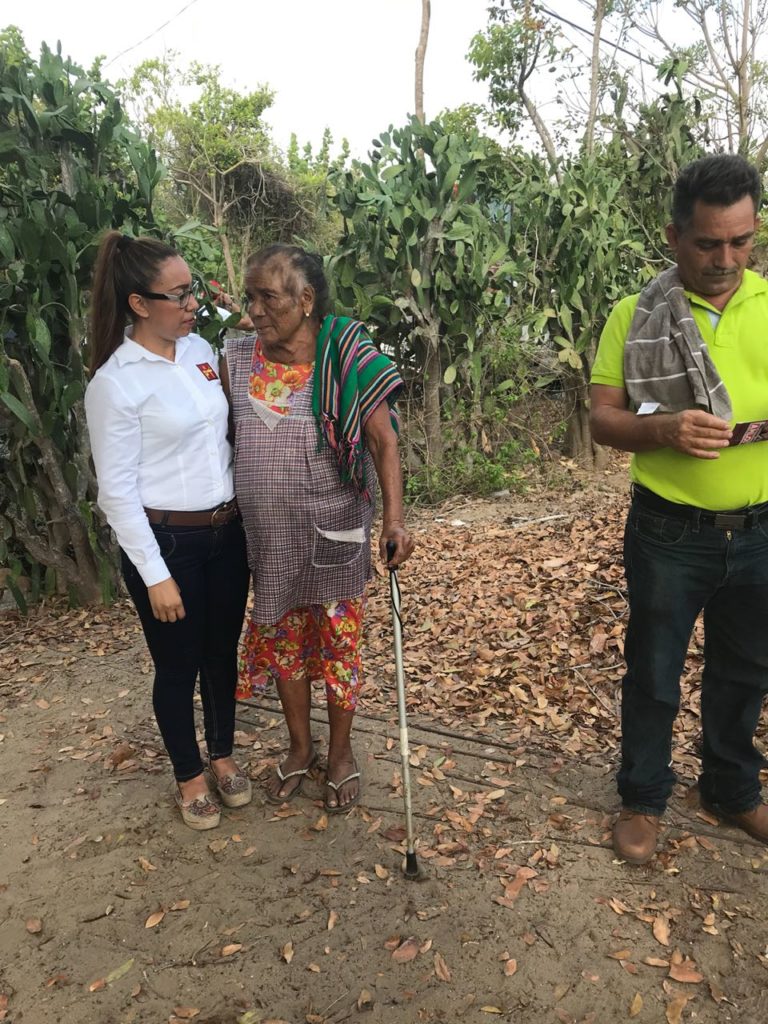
[632,484,768,530]
[144,499,239,528]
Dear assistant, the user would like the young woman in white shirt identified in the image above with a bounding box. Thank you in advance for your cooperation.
[84,232,251,830]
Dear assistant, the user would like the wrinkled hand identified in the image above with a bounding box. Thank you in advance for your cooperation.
[380,523,415,568]
[655,409,732,459]
[147,578,185,622]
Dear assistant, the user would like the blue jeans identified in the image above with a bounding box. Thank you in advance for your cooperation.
[122,518,249,782]
[619,492,768,816]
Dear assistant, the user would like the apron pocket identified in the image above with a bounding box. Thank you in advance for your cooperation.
[312,525,366,568]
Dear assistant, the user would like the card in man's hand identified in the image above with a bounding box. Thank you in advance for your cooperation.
[728,419,768,445]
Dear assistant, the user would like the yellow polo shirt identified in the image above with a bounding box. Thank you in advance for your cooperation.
[591,269,768,509]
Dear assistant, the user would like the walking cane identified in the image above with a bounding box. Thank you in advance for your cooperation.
[386,541,420,880]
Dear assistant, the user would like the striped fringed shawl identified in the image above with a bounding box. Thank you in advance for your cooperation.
[312,315,403,499]
[624,266,732,420]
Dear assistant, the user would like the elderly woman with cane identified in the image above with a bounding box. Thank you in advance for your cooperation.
[85,232,251,830]
[224,244,414,812]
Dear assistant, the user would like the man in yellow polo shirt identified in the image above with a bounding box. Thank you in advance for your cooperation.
[591,154,768,864]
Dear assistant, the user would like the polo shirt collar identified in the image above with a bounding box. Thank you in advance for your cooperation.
[114,333,191,366]
[686,267,768,315]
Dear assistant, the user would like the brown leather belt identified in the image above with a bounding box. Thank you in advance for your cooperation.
[144,499,239,528]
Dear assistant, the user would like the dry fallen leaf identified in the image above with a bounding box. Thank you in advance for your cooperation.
[138,857,156,872]
[88,978,106,992]
[104,959,135,984]
[608,897,630,915]
[709,981,725,1004]
[382,826,407,842]
[327,911,339,931]
[281,941,294,964]
[108,741,133,766]
[312,815,328,832]
[357,989,373,1010]
[170,900,190,911]
[434,951,451,981]
[669,959,704,984]
[666,995,690,1024]
[653,915,671,946]
[374,863,389,880]
[481,1008,503,1015]
[172,1009,200,1020]
[391,937,420,963]
[144,911,165,929]
[25,917,42,934]
[221,943,243,957]
[629,993,643,1017]
[607,949,631,960]
[504,959,518,977]
[307,963,321,973]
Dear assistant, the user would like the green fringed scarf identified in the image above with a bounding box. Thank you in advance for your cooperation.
[312,315,402,499]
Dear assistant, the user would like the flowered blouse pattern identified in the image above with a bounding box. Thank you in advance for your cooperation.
[248,338,313,411]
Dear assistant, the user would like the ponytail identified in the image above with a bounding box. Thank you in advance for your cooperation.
[89,231,177,372]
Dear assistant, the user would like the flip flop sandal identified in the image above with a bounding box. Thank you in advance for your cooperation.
[266,753,318,805]
[324,764,361,814]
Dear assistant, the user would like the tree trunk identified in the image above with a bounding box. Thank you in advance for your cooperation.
[563,368,607,470]
[217,220,238,296]
[415,0,431,123]
[423,325,443,466]
[584,0,606,155]
[521,90,562,183]
[737,0,751,147]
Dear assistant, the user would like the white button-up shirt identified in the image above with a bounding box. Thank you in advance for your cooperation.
[85,332,234,587]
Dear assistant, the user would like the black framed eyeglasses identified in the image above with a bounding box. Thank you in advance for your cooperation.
[138,282,204,308]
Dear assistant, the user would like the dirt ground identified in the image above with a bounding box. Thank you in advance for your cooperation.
[2,463,768,1024]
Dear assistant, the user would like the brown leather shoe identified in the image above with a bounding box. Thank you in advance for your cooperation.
[612,810,662,864]
[701,802,768,845]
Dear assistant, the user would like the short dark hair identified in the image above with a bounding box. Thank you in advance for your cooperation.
[672,154,762,230]
[246,244,330,320]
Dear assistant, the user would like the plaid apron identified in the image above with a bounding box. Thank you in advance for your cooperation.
[227,336,376,625]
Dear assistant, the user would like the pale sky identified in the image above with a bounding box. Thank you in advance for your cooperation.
[7,0,494,159]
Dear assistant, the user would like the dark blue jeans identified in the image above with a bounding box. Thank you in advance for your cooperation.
[122,518,249,782]
[620,495,768,816]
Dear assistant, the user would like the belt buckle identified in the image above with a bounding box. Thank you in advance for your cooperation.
[210,502,231,528]
[713,513,747,530]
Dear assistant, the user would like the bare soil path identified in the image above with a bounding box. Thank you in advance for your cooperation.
[2,465,767,1024]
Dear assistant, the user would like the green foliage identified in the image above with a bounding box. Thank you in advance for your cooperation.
[0,32,161,606]
[328,117,516,464]
[121,54,342,290]
[330,117,512,327]
[405,438,536,504]
[468,11,569,138]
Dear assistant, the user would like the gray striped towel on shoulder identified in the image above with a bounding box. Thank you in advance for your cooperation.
[623,265,732,420]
